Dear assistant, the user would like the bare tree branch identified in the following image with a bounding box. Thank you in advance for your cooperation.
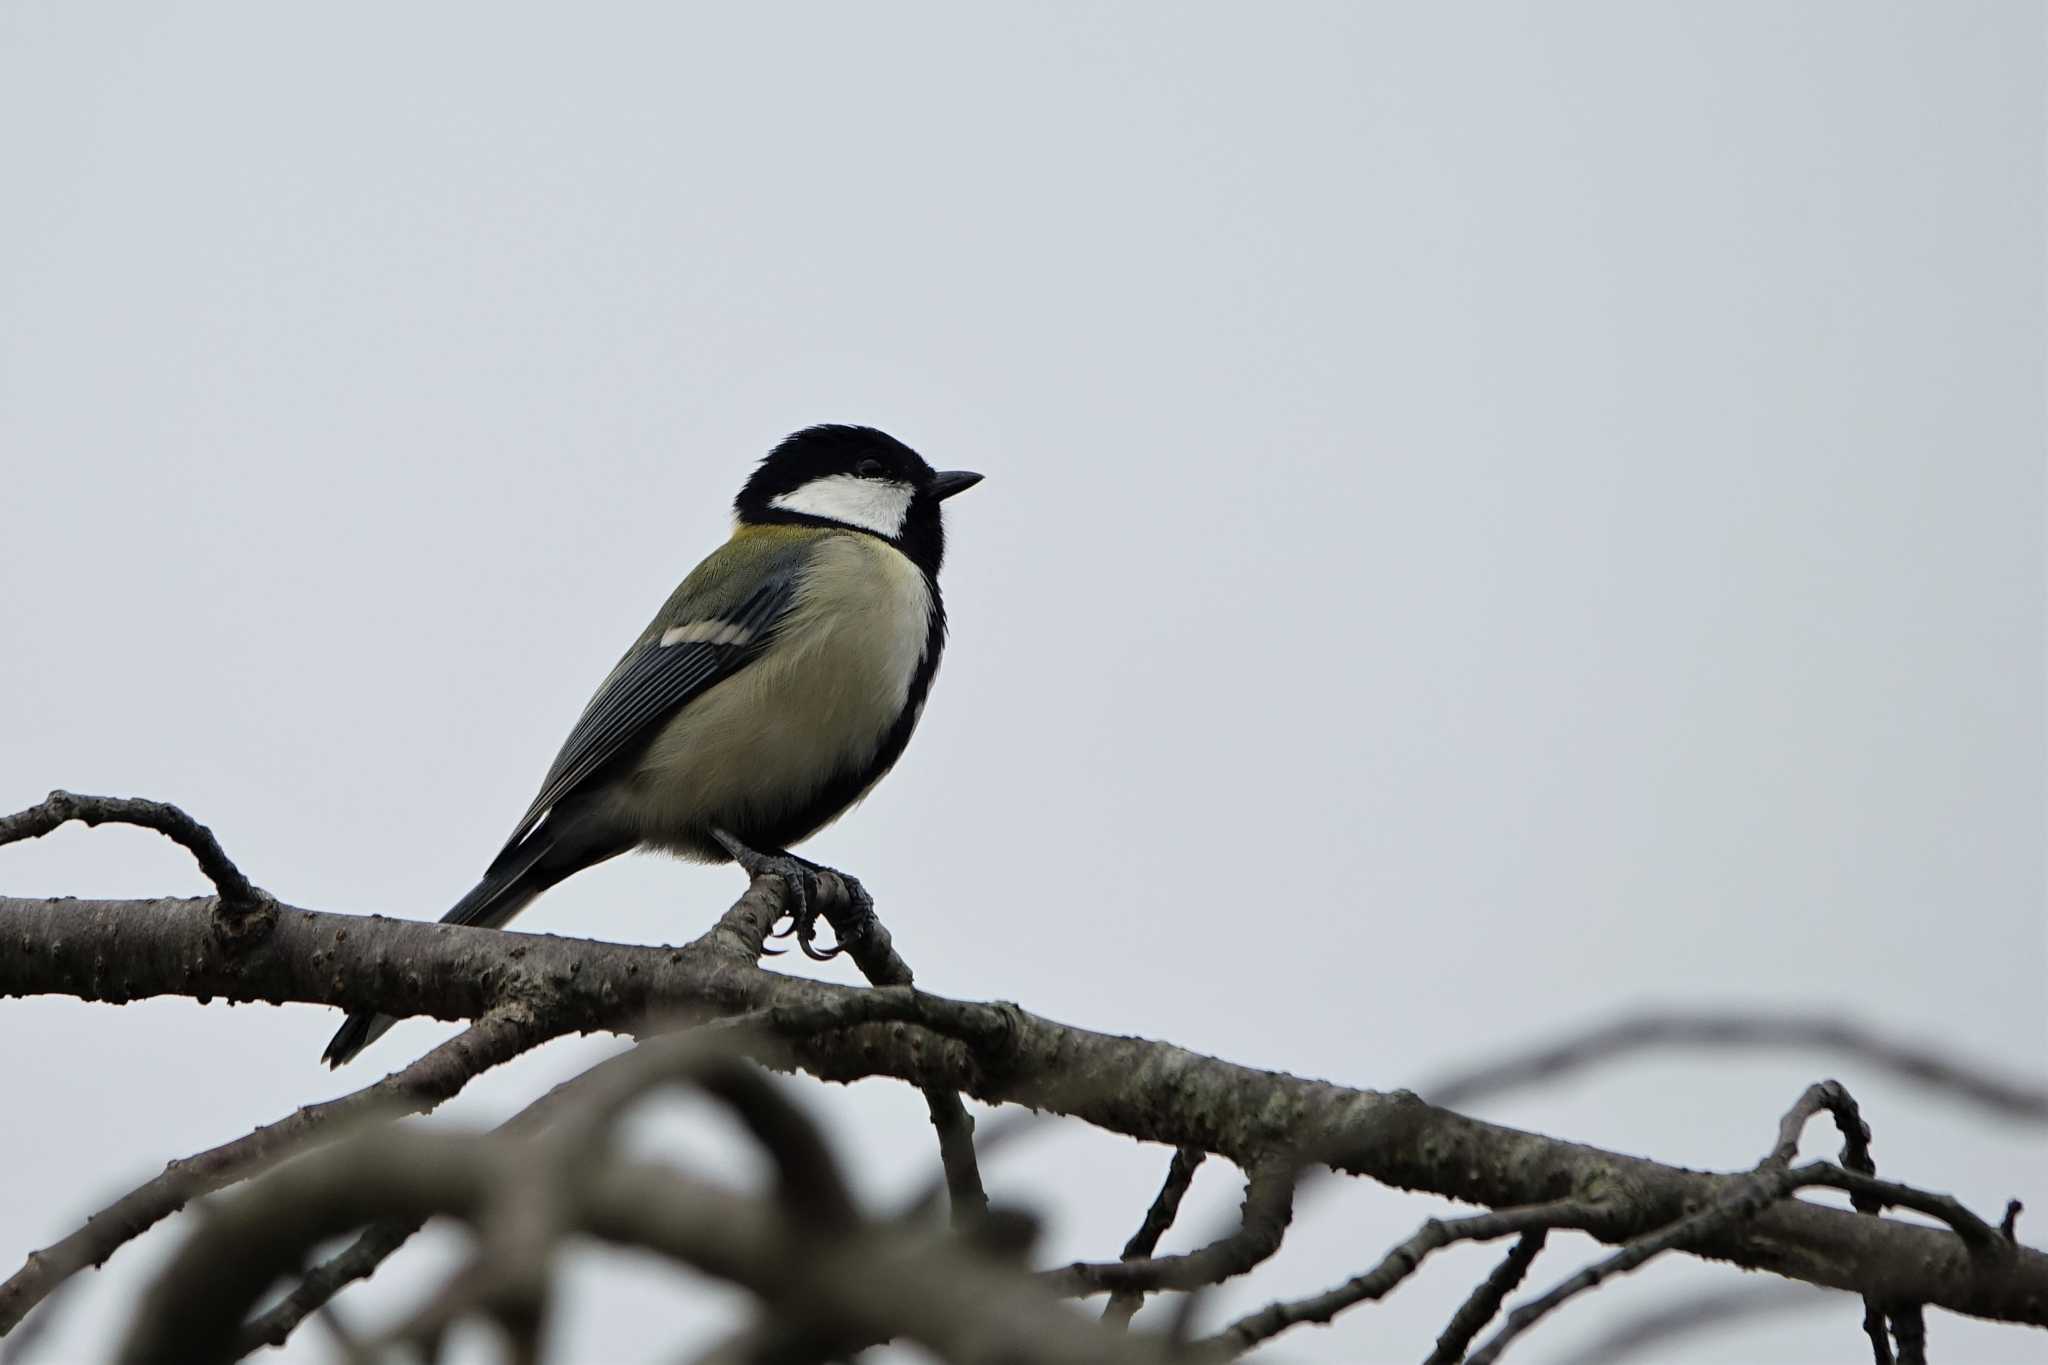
[1863,1298,1896,1365]
[811,872,991,1228]
[235,1216,422,1356]
[1200,1201,1595,1357]
[1047,1157,1296,1297]
[1103,1148,1207,1327]
[1464,1082,2009,1363]
[4,890,2044,1332]
[1422,1010,2048,1119]
[1424,1231,1550,1365]
[2,785,2043,1363]
[0,791,274,922]
[1791,1076,1912,1365]
[1889,1300,1927,1365]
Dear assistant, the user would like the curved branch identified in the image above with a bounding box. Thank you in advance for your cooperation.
[0,791,274,920]
[1046,1158,1295,1296]
[546,1028,859,1232]
[1421,1011,2048,1119]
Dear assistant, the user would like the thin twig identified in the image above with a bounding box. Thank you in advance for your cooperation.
[0,1008,543,1338]
[1047,1157,1295,1298]
[1103,1148,1207,1327]
[1863,1298,1896,1365]
[235,1217,424,1355]
[1800,1163,2004,1250]
[0,790,274,919]
[1421,1011,2048,1120]
[1473,1082,1849,1365]
[1423,1231,1549,1365]
[1889,1300,1926,1365]
[1198,1202,1594,1358]
[1466,1175,1800,1363]
[807,871,991,1228]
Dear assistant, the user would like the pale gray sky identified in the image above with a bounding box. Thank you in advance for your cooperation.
[1,4,2041,1362]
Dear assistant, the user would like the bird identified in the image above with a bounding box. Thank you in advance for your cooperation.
[322,424,982,1067]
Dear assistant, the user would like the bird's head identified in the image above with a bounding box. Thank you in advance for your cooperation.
[736,425,983,575]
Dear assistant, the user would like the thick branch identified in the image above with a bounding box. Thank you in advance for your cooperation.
[5,893,2046,1329]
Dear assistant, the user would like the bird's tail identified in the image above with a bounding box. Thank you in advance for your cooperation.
[319,837,555,1069]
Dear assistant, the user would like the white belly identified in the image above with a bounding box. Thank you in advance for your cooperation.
[629,533,934,857]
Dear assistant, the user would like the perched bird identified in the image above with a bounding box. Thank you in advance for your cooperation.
[323,425,982,1067]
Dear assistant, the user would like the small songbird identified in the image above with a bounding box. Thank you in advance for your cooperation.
[323,425,982,1067]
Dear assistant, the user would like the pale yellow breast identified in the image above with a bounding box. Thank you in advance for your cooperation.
[628,533,933,855]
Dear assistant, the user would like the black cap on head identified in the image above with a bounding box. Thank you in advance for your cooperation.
[736,425,934,512]
[736,425,981,577]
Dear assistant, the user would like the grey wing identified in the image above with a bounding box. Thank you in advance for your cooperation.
[485,575,798,870]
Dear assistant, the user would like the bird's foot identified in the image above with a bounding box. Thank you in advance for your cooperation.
[795,857,878,959]
[710,830,872,962]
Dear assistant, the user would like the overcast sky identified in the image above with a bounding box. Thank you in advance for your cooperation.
[1,4,2042,1362]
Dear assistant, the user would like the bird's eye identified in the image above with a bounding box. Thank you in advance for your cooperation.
[855,458,885,478]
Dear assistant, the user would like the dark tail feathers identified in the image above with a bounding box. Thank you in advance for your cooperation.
[319,840,553,1069]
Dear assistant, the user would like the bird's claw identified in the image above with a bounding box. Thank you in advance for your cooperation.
[763,866,874,961]
[710,829,875,964]
[791,866,844,961]
[813,866,877,951]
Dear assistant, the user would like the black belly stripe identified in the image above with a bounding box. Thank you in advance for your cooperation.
[742,572,947,852]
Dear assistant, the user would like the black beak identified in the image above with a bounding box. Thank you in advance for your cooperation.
[930,470,984,501]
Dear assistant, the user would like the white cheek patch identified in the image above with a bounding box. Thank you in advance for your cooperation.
[770,474,915,537]
[660,621,755,647]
